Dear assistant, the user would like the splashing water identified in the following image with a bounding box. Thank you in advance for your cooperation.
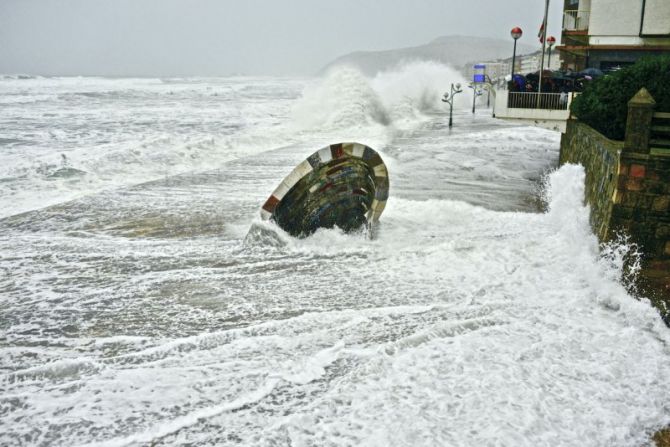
[0,64,464,218]
[1,68,669,446]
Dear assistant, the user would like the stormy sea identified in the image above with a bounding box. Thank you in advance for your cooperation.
[1,63,669,446]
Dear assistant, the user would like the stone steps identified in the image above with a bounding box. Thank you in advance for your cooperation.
[650,138,670,149]
[651,125,670,134]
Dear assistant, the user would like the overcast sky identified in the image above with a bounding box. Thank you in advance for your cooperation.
[0,0,564,76]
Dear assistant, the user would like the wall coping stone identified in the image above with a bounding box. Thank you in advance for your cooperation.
[628,87,656,107]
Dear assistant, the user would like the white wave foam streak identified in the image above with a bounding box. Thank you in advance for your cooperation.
[0,311,363,446]
[273,318,669,446]
[3,78,670,445]
[240,165,670,446]
[0,77,307,218]
[0,66,461,218]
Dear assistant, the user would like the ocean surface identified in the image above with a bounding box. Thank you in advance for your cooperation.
[1,63,669,446]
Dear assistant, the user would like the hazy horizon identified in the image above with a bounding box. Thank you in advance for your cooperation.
[1,0,563,77]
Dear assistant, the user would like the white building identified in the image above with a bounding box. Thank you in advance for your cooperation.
[559,0,670,70]
[519,51,561,74]
[463,61,511,85]
[493,0,670,133]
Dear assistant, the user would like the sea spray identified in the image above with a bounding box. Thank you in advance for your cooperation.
[0,64,465,218]
[542,164,647,305]
[3,76,670,447]
[371,60,469,123]
[292,62,468,132]
[291,67,391,130]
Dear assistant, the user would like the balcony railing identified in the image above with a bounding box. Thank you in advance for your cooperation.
[563,9,590,31]
[507,92,570,110]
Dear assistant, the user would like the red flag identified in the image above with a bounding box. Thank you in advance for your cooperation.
[538,22,545,43]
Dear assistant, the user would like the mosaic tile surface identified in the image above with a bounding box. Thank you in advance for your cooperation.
[261,143,389,237]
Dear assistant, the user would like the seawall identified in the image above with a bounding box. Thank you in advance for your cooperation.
[559,89,670,322]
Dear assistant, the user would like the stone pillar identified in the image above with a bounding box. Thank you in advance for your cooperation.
[624,88,656,154]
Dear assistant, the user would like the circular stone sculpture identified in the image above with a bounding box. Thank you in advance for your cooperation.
[260,142,389,238]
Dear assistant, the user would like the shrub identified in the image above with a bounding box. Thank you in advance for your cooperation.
[570,55,670,140]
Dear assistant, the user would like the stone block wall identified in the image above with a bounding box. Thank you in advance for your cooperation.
[617,151,670,296]
[615,154,670,250]
[559,120,623,241]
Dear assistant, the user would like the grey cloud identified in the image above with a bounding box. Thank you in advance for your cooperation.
[0,0,564,76]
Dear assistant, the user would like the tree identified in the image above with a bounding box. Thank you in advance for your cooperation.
[570,56,670,140]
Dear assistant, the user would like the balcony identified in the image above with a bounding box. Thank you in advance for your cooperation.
[563,10,590,32]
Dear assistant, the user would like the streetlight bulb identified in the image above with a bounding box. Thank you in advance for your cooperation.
[455,83,461,90]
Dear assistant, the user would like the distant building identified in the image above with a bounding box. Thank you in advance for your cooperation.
[463,61,511,85]
[482,62,511,83]
[520,51,561,73]
[464,50,560,85]
[559,0,670,71]
[520,54,538,73]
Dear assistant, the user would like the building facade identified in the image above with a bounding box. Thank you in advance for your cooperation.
[463,50,560,87]
[463,61,511,86]
[559,0,670,71]
[520,51,561,73]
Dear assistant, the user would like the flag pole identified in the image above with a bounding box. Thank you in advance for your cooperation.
[537,0,550,108]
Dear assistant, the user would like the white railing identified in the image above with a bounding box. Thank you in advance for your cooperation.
[563,10,590,31]
[507,92,569,110]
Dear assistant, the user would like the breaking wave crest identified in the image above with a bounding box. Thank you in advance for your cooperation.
[0,64,464,217]
[292,67,391,130]
[292,61,466,132]
[373,61,469,122]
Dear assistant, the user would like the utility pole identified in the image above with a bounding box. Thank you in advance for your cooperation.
[510,27,523,78]
[537,0,550,108]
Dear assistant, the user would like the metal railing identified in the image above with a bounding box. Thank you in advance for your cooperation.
[563,10,590,31]
[507,92,569,110]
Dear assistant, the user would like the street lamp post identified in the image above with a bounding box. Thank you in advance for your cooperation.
[510,27,523,78]
[468,83,483,114]
[441,83,463,127]
[471,84,476,114]
[547,36,556,69]
[482,77,493,108]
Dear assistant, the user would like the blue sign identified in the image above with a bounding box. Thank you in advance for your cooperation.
[474,64,486,69]
[473,74,486,83]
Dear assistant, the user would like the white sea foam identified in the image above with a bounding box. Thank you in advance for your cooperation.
[1,74,668,446]
[0,77,305,217]
[0,65,462,218]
